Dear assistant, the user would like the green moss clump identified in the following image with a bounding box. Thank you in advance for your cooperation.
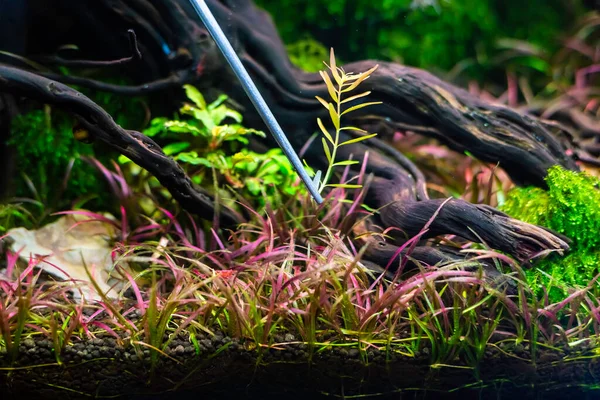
[502,166,600,250]
[9,108,101,203]
[501,166,600,300]
[286,37,331,72]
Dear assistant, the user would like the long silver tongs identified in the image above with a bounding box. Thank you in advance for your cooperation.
[188,0,324,204]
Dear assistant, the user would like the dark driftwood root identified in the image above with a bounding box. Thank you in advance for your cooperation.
[0,0,583,266]
[0,65,242,226]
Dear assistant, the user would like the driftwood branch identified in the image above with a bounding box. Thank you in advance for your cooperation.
[0,64,242,226]
[34,29,142,68]
[28,0,583,187]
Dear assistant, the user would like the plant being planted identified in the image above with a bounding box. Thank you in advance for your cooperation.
[313,48,380,193]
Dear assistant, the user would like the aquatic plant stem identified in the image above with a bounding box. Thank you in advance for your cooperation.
[188,0,323,204]
[318,84,342,193]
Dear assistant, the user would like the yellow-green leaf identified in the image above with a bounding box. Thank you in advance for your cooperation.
[341,91,371,104]
[339,126,368,133]
[315,96,329,109]
[322,138,332,163]
[341,101,382,116]
[303,159,316,178]
[333,160,359,166]
[329,48,342,85]
[319,70,338,103]
[340,133,378,146]
[328,103,340,131]
[317,118,334,144]
[342,65,379,92]
[327,183,362,189]
[183,84,206,109]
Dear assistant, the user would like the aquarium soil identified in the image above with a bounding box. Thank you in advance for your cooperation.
[1,332,600,400]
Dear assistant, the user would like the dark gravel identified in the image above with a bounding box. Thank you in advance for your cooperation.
[1,332,600,400]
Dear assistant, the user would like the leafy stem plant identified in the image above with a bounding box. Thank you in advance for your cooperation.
[314,49,381,193]
[121,85,305,209]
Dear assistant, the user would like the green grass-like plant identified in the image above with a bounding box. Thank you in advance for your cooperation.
[5,42,600,395]
[2,159,600,383]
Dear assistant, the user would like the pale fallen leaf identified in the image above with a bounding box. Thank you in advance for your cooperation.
[6,213,131,302]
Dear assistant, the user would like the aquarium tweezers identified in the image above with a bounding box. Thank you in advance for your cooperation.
[188,0,324,204]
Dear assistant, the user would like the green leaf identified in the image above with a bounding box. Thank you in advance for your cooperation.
[175,152,214,167]
[209,105,229,126]
[164,120,205,137]
[322,138,332,163]
[231,151,256,165]
[342,65,379,92]
[117,155,131,164]
[208,94,229,110]
[329,48,343,86]
[315,96,329,109]
[162,142,191,156]
[241,128,267,138]
[339,126,367,133]
[340,133,378,146]
[224,109,243,123]
[303,159,316,178]
[340,91,372,104]
[246,178,261,195]
[183,84,206,109]
[143,117,169,137]
[181,105,216,130]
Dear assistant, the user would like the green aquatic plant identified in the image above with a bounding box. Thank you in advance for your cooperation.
[501,166,600,300]
[0,204,34,234]
[121,85,304,208]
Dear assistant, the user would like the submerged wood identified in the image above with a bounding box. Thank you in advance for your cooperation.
[0,65,242,226]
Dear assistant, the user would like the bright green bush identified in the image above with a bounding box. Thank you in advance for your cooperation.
[121,85,304,209]
[501,166,600,300]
